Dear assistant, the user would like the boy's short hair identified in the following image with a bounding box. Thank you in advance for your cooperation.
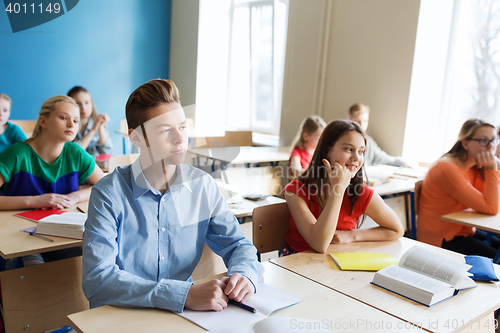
[348,103,370,117]
[125,79,181,130]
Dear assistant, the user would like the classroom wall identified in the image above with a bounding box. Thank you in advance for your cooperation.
[0,0,171,154]
[169,0,199,118]
[280,0,420,157]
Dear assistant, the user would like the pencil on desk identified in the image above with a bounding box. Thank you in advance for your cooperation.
[29,231,53,242]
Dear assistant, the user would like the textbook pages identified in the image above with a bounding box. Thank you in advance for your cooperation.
[371,245,474,306]
[35,212,87,239]
[178,283,303,331]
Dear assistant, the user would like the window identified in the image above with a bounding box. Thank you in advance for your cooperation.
[403,0,500,164]
[196,0,289,137]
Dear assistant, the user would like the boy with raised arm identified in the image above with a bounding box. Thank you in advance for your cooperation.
[82,79,263,312]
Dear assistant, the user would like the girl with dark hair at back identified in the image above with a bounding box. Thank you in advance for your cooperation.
[418,119,500,258]
[284,119,404,254]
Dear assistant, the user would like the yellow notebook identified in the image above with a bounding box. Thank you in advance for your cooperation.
[330,252,398,271]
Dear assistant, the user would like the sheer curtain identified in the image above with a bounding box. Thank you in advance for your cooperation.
[403,0,500,164]
[196,0,289,136]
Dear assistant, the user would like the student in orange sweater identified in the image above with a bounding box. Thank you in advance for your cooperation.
[284,119,404,254]
[418,119,500,258]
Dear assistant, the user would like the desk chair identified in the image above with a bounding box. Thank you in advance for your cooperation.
[414,180,423,214]
[196,131,253,148]
[252,202,290,261]
[412,180,423,240]
[108,154,139,173]
[10,119,36,138]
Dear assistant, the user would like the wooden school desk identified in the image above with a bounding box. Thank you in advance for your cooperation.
[227,194,286,219]
[270,237,500,333]
[190,146,291,171]
[442,210,500,235]
[442,210,500,263]
[67,261,424,333]
[0,205,88,333]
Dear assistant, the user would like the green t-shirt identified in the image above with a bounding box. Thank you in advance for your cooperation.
[0,141,95,195]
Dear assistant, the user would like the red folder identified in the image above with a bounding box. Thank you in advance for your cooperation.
[15,209,67,222]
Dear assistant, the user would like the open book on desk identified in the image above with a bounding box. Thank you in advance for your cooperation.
[16,209,87,239]
[178,282,303,331]
[371,245,474,306]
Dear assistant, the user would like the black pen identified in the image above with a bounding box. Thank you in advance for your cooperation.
[228,299,257,313]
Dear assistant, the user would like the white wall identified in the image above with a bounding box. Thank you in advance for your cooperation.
[280,0,421,156]
[169,0,199,118]
[279,0,329,146]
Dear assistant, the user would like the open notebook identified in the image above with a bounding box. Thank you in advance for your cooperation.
[178,282,302,331]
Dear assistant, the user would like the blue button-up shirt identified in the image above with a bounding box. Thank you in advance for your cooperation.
[82,158,264,312]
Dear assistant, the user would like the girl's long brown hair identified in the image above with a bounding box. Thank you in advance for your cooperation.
[298,119,366,215]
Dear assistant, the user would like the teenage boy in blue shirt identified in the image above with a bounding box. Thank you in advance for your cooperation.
[82,79,264,312]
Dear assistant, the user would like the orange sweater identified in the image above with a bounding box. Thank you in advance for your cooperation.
[417,161,500,247]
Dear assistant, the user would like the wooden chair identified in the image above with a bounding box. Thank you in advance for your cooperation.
[414,180,423,214]
[411,180,423,240]
[108,154,139,173]
[252,202,290,261]
[10,120,36,138]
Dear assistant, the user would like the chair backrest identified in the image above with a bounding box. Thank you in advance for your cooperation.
[108,154,139,173]
[10,120,36,138]
[252,202,290,254]
[200,131,253,148]
[414,180,423,215]
[119,119,128,135]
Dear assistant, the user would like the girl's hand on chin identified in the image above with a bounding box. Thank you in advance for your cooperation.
[476,151,497,170]
[323,159,350,193]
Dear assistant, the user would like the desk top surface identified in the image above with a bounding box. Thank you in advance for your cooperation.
[372,178,416,196]
[68,261,424,333]
[227,194,286,218]
[271,237,500,333]
[189,146,291,164]
[0,204,85,259]
[442,210,500,234]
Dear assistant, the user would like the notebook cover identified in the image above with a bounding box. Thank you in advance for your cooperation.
[330,252,398,271]
[95,154,112,161]
[15,209,67,222]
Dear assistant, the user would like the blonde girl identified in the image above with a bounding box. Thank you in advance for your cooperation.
[0,93,26,153]
[0,95,104,210]
[418,119,500,257]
